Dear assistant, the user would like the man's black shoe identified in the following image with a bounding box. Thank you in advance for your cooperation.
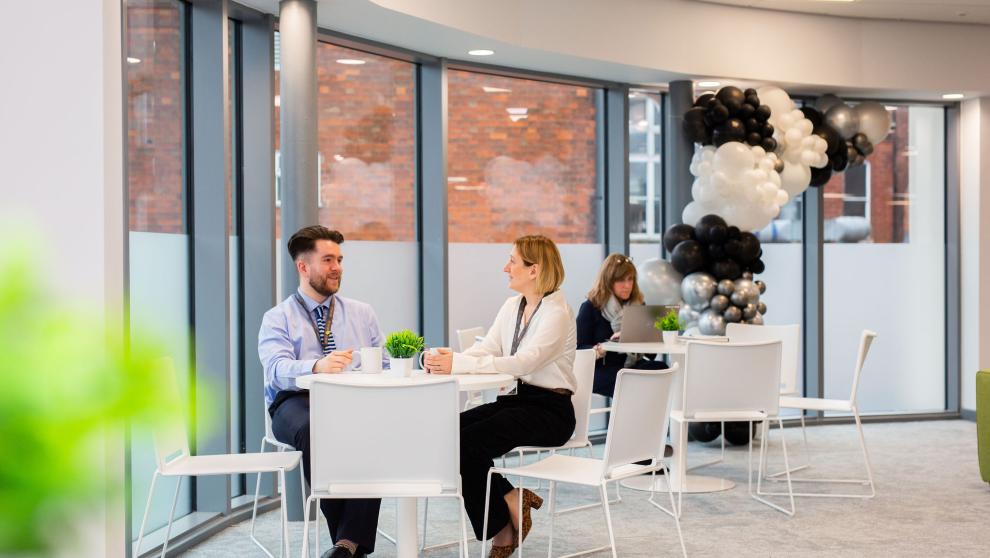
[321,545,366,558]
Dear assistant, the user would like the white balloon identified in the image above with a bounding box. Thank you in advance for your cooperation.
[682,201,705,227]
[713,142,755,174]
[778,162,811,197]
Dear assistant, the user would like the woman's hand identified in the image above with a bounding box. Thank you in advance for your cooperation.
[424,347,454,374]
[609,331,621,341]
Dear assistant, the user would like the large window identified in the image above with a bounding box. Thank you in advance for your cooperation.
[273,38,419,335]
[823,104,946,413]
[628,91,664,264]
[446,69,602,340]
[126,0,191,541]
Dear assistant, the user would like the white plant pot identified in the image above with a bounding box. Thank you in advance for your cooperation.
[662,330,680,345]
[388,357,414,378]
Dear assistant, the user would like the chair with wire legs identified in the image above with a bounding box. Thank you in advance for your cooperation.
[762,330,878,499]
[482,365,687,558]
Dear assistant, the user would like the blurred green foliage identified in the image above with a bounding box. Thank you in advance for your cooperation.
[0,246,185,552]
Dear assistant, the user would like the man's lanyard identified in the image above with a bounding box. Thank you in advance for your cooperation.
[510,296,543,356]
[293,293,335,349]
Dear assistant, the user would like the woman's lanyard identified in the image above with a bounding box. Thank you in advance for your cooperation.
[293,293,335,349]
[510,296,543,356]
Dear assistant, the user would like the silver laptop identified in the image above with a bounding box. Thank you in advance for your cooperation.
[618,305,678,343]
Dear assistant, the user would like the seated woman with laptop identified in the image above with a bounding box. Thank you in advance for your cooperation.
[576,253,668,398]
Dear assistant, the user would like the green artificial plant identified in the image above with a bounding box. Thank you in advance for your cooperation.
[0,242,186,553]
[384,329,425,359]
[655,309,684,332]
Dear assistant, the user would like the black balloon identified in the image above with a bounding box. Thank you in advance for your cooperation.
[688,422,721,443]
[716,86,745,113]
[800,106,823,128]
[695,214,729,244]
[713,118,746,146]
[708,103,729,123]
[735,232,761,263]
[760,123,775,137]
[749,258,766,275]
[815,123,843,157]
[745,94,760,108]
[708,243,727,260]
[745,117,760,132]
[737,103,755,120]
[744,88,757,97]
[746,132,762,146]
[694,93,715,108]
[670,240,705,275]
[662,223,695,253]
[754,105,771,122]
[831,148,849,172]
[727,225,741,239]
[853,133,874,156]
[712,259,742,280]
[846,142,859,165]
[809,164,833,187]
[761,137,778,152]
[683,107,709,143]
[723,422,754,446]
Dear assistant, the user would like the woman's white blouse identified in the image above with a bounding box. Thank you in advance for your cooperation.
[452,290,577,393]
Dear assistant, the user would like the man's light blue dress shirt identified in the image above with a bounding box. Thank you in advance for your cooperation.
[258,289,385,406]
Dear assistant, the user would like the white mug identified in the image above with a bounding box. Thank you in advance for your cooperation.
[418,347,439,370]
[360,346,383,373]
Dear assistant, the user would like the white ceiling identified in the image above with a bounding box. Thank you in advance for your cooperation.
[696,0,990,25]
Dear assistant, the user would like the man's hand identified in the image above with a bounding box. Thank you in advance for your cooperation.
[594,343,606,359]
[313,349,353,374]
[424,347,454,374]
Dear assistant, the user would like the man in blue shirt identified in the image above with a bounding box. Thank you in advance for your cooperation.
[259,225,385,558]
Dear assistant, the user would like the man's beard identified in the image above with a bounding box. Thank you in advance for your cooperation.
[309,273,340,297]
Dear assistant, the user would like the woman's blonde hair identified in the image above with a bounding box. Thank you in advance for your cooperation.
[587,253,643,310]
[514,235,565,295]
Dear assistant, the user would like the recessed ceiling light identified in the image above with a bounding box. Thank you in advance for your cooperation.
[942,93,964,100]
[127,57,141,64]
[336,59,366,65]
[884,105,898,111]
[468,49,495,56]
[483,86,512,93]
[274,95,281,107]
[696,80,720,88]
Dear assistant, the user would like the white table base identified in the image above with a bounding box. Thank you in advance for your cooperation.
[395,498,419,558]
[620,474,736,494]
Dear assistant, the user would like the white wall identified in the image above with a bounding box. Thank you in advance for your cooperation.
[960,98,990,412]
[0,1,124,556]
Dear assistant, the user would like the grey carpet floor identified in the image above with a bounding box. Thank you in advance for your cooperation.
[182,420,990,557]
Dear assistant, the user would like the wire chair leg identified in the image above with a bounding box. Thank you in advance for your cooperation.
[160,476,182,558]
[134,470,159,556]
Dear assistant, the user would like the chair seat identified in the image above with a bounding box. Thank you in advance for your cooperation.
[513,437,591,454]
[780,396,853,412]
[492,454,651,487]
[670,409,769,422]
[162,451,301,476]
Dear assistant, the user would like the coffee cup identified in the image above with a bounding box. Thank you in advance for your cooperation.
[418,347,438,370]
[359,346,383,373]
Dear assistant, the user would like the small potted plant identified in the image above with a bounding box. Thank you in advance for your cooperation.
[384,329,425,377]
[656,309,683,345]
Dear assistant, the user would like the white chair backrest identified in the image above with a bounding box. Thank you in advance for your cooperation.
[682,340,782,419]
[151,358,190,470]
[569,349,597,445]
[456,327,486,352]
[600,365,679,477]
[726,323,800,394]
[849,330,878,403]
[309,377,459,494]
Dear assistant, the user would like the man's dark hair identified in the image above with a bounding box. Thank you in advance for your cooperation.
[287,226,344,260]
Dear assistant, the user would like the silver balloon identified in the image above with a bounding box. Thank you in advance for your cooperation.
[723,306,743,323]
[854,101,892,145]
[730,278,760,307]
[757,301,767,315]
[825,103,859,140]
[709,294,730,313]
[742,271,754,280]
[717,279,735,296]
[698,308,727,336]
[755,280,766,294]
[816,94,843,114]
[749,313,765,326]
[681,272,717,311]
[742,303,758,320]
[637,258,683,305]
[679,305,700,329]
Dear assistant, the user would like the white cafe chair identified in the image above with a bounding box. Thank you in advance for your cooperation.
[135,359,303,558]
[763,330,878,499]
[670,340,796,516]
[250,399,301,557]
[302,376,469,558]
[482,366,686,558]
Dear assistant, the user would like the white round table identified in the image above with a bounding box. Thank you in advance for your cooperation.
[599,341,736,494]
[295,370,516,558]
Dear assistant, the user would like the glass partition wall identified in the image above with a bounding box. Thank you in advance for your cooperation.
[123,4,957,552]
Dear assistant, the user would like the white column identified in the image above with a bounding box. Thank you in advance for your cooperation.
[959,98,990,412]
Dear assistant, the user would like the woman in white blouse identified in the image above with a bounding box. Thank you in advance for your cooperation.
[426,234,577,558]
